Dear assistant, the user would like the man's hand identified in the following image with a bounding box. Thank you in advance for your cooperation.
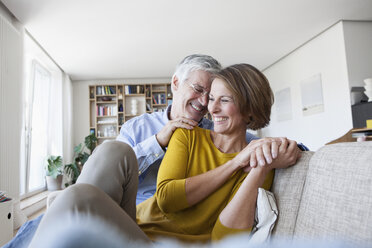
[269,138,301,170]
[248,137,285,168]
[156,117,198,148]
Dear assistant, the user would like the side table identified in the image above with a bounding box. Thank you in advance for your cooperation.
[0,200,13,246]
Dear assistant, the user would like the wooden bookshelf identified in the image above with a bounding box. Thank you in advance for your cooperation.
[89,83,172,144]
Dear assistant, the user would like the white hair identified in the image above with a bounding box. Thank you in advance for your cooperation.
[172,54,222,85]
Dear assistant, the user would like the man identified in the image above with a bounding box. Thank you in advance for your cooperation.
[116,54,304,204]
[116,54,225,204]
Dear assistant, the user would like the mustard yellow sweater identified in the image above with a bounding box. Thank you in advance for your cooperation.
[136,127,273,243]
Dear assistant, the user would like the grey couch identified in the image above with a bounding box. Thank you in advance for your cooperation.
[37,142,372,248]
[271,141,372,246]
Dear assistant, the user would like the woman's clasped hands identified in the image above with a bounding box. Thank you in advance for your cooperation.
[233,137,301,172]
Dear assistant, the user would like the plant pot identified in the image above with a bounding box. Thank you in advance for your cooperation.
[46,175,63,191]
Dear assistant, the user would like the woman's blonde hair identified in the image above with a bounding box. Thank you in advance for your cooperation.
[214,64,274,130]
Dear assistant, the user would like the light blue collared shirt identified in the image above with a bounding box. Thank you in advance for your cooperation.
[117,105,258,204]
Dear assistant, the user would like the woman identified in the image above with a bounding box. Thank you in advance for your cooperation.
[136,64,298,242]
[30,64,299,247]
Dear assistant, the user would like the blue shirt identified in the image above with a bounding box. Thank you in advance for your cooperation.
[117,105,258,204]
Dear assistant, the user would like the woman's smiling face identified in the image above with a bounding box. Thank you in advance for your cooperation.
[208,78,247,135]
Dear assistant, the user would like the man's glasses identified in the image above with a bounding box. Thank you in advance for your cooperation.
[188,83,209,97]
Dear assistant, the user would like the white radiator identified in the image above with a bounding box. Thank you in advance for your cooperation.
[0,13,23,199]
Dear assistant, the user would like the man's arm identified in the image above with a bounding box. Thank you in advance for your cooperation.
[117,127,164,176]
[116,115,198,176]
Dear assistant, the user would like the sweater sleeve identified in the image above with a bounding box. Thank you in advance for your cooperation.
[155,128,190,213]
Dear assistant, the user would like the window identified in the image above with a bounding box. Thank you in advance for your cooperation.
[21,33,63,197]
[24,61,52,193]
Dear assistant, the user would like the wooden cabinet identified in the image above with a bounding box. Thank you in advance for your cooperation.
[89,83,172,144]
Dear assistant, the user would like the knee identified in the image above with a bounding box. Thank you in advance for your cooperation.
[98,141,135,157]
[85,140,138,170]
[58,184,103,207]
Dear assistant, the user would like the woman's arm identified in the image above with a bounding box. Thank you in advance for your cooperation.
[218,166,270,229]
[217,139,299,230]
[184,159,240,206]
[185,138,291,207]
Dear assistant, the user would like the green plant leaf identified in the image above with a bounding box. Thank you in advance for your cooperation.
[74,143,83,154]
[64,163,81,185]
[85,133,97,154]
[46,155,64,178]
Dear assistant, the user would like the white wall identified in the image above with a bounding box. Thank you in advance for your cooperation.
[343,21,372,90]
[261,22,352,151]
[72,78,170,147]
[0,5,23,199]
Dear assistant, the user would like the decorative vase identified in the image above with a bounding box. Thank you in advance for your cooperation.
[46,175,62,191]
[364,78,372,102]
[131,99,138,115]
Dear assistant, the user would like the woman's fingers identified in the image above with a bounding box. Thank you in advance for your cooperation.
[250,151,257,168]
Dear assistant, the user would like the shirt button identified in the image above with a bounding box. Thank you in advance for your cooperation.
[155,153,159,157]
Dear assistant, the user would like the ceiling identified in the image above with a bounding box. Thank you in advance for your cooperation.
[2,0,372,81]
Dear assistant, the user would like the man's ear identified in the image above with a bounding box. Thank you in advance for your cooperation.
[172,75,180,92]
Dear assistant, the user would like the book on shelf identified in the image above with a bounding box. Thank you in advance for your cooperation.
[96,105,117,116]
[125,85,144,94]
[146,103,151,111]
[351,127,372,138]
[96,86,115,95]
[351,131,372,138]
[0,191,11,202]
[153,93,166,104]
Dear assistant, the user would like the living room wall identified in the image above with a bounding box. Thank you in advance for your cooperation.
[261,21,352,150]
[343,21,372,91]
[72,78,171,147]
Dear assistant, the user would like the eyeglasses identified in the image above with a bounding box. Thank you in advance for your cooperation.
[188,83,209,97]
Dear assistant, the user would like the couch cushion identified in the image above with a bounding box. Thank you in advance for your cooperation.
[271,151,314,238]
[293,141,372,245]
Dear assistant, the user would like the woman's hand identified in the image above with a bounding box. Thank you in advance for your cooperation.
[245,138,301,172]
[233,137,284,170]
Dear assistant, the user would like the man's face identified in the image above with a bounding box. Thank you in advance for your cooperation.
[171,70,211,122]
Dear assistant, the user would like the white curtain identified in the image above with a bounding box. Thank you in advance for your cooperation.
[27,61,51,191]
[22,33,64,196]
[62,73,74,164]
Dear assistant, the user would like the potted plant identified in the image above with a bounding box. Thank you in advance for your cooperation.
[45,155,64,191]
[64,133,97,187]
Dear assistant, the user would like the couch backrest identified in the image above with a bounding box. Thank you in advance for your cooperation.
[294,141,372,245]
[272,141,372,246]
[271,151,313,238]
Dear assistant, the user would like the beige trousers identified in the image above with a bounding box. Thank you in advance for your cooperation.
[29,141,151,248]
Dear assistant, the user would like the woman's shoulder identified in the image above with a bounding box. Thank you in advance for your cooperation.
[172,127,210,144]
[173,126,209,136]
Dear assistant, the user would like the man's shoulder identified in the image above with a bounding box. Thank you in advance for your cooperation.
[125,112,165,126]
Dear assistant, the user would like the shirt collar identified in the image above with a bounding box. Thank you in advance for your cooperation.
[163,104,172,122]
